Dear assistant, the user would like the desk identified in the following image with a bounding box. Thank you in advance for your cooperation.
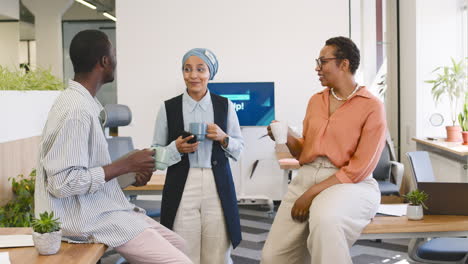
[361,215,468,261]
[123,173,165,197]
[413,137,468,182]
[0,228,107,264]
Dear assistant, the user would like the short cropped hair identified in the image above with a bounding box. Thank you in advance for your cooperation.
[325,36,360,74]
[69,30,111,73]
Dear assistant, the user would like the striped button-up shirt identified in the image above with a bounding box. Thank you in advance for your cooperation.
[35,80,149,247]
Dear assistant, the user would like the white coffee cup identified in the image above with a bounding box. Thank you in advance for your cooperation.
[270,121,288,144]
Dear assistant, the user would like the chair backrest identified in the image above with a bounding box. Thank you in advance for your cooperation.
[373,141,391,181]
[107,137,134,161]
[406,151,436,184]
[101,104,136,188]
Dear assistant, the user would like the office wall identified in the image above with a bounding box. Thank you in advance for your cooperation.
[0,22,19,69]
[0,0,19,19]
[116,0,349,148]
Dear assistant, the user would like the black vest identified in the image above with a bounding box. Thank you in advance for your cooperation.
[160,93,242,248]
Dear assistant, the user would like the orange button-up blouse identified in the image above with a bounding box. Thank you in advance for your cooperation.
[298,87,387,183]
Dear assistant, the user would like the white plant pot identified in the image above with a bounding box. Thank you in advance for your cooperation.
[32,230,62,255]
[407,204,424,220]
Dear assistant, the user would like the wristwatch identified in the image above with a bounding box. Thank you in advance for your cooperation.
[222,136,229,147]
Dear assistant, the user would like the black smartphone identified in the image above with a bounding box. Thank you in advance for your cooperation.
[181,131,197,144]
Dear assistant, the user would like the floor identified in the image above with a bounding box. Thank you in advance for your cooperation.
[100,204,414,264]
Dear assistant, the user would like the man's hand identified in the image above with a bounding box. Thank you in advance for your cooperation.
[267,120,278,141]
[176,135,199,153]
[206,123,227,142]
[133,171,152,186]
[125,149,155,175]
[291,192,315,222]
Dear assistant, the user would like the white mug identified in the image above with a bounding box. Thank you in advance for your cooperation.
[151,146,170,170]
[270,121,288,144]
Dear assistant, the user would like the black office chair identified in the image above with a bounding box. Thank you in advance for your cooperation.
[406,151,468,264]
[373,134,404,196]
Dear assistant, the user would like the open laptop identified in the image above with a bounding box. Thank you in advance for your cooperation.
[418,182,468,216]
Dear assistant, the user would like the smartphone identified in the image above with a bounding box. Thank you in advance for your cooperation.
[181,131,197,144]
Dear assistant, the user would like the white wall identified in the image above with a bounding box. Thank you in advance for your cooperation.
[116,0,349,149]
[0,22,19,69]
[0,0,19,19]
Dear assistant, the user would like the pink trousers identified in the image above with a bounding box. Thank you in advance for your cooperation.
[115,213,193,264]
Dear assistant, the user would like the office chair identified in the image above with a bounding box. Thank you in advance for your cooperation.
[102,104,161,264]
[406,151,468,264]
[373,134,404,196]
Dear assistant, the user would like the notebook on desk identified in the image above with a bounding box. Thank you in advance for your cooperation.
[418,182,468,216]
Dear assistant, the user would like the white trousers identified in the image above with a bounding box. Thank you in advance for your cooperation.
[261,157,381,264]
[173,168,232,264]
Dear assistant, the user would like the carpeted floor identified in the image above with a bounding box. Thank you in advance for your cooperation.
[101,204,413,264]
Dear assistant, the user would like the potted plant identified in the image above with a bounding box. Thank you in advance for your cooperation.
[425,58,468,142]
[31,211,62,255]
[0,170,36,227]
[458,93,468,145]
[403,189,429,220]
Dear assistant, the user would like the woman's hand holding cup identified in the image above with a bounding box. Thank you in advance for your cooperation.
[269,120,288,144]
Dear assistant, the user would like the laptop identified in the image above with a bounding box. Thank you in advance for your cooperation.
[418,182,468,216]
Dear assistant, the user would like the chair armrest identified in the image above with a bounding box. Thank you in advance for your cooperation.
[389,161,404,189]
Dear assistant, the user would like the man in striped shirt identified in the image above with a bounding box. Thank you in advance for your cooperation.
[35,30,192,263]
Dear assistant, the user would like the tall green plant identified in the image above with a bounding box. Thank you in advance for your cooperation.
[425,58,468,126]
[0,169,36,227]
[0,66,64,91]
[459,93,468,131]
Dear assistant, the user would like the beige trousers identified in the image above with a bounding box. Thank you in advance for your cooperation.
[261,157,380,264]
[173,168,232,264]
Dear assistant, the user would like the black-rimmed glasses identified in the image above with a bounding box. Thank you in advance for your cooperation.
[315,57,340,69]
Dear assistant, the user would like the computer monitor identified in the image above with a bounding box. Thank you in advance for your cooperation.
[208,82,275,126]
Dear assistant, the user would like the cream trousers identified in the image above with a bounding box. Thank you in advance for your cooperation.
[173,168,232,264]
[261,157,381,264]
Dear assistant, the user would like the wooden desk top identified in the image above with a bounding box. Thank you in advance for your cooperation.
[124,173,165,191]
[363,215,468,234]
[413,137,468,156]
[0,228,107,264]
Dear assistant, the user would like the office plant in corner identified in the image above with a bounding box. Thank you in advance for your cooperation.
[425,57,468,142]
[404,189,428,221]
[32,211,62,255]
[458,93,468,145]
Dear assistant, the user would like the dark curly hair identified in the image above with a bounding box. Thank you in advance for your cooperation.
[325,36,360,74]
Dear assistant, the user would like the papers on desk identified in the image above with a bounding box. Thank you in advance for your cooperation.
[0,235,34,248]
[0,252,11,264]
[377,203,408,217]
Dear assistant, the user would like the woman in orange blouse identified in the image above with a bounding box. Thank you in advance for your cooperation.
[261,36,386,264]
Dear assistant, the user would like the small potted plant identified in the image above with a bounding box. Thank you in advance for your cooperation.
[403,189,429,220]
[425,58,467,142]
[458,93,468,145]
[31,211,62,255]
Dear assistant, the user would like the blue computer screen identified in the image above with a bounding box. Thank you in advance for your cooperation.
[208,82,275,126]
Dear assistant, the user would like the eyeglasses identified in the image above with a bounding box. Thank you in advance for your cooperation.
[315,57,340,69]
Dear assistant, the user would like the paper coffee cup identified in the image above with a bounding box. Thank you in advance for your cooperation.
[270,122,288,144]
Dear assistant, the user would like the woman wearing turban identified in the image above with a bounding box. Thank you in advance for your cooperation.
[152,48,244,264]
